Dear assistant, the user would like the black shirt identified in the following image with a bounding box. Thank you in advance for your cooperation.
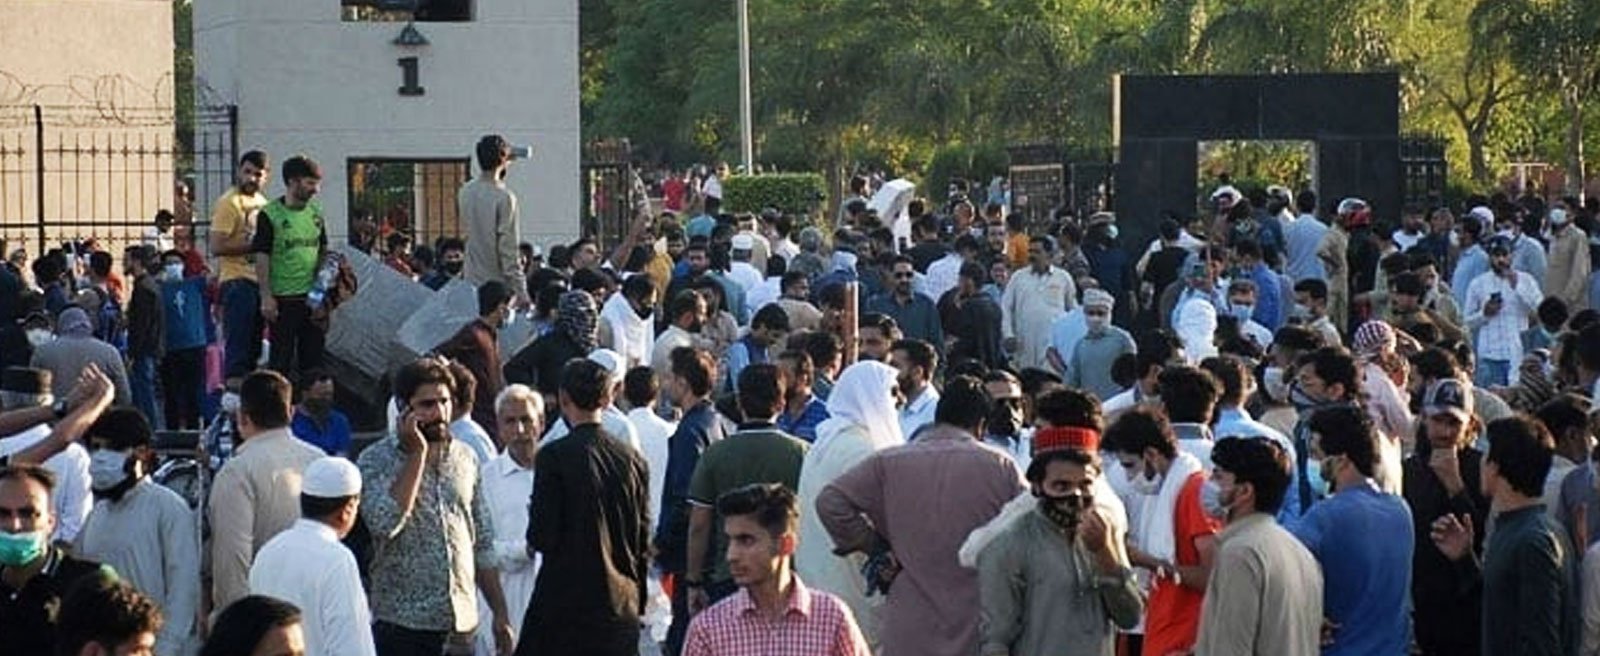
[521,422,651,653]
[906,241,948,273]
[503,331,585,399]
[1402,447,1487,656]
[0,548,110,656]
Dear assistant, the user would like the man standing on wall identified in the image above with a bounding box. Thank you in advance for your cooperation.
[210,151,271,388]
[252,155,329,385]
[461,135,529,309]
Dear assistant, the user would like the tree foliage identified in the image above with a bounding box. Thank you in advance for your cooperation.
[578,0,1600,193]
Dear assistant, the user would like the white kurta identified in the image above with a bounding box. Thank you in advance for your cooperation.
[249,519,377,656]
[75,479,199,656]
[626,408,675,530]
[0,424,91,542]
[796,420,888,648]
[1001,266,1076,371]
[600,292,655,370]
[476,452,538,654]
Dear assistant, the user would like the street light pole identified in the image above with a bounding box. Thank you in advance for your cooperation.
[737,0,754,174]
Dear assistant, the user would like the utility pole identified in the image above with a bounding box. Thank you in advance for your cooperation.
[737,0,754,174]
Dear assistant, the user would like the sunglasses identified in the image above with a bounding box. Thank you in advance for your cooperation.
[894,272,914,279]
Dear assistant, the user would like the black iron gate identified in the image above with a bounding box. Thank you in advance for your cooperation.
[1401,133,1448,207]
[0,103,236,259]
[581,138,635,251]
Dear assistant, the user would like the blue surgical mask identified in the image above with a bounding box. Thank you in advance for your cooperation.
[1305,460,1331,499]
[1289,381,1322,410]
[0,530,47,566]
[1229,303,1255,322]
[163,263,184,280]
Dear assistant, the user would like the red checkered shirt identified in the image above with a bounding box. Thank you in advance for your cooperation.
[682,575,870,656]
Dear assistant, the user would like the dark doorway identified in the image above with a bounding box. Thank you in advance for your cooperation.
[1114,73,1400,250]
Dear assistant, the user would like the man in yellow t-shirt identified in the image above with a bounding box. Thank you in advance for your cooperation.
[208,150,271,385]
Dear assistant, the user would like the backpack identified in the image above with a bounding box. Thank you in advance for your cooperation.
[91,286,125,350]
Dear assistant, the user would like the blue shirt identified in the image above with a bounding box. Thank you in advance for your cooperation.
[1214,407,1301,523]
[777,396,829,443]
[1452,246,1488,310]
[1284,214,1329,282]
[1289,481,1414,656]
[656,400,725,566]
[724,334,770,392]
[160,276,208,351]
[290,408,352,456]
[866,292,944,355]
[1247,263,1284,331]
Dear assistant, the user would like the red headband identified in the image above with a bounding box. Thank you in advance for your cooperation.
[1032,426,1101,456]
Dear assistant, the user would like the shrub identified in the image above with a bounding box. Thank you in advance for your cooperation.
[723,173,827,217]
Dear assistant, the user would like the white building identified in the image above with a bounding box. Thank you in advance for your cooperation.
[194,0,580,249]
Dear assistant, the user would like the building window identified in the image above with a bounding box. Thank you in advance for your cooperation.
[342,0,471,22]
[347,159,470,254]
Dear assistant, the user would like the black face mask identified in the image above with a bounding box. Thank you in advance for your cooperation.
[442,261,464,276]
[1035,491,1091,530]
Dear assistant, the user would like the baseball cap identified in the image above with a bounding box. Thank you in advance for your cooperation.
[301,457,362,498]
[1423,378,1474,422]
[1486,236,1512,255]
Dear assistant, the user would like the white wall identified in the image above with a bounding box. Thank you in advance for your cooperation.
[0,0,175,255]
[194,0,580,247]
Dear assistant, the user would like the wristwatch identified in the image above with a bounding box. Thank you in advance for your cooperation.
[52,399,69,419]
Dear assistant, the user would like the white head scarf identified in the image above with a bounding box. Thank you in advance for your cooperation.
[817,361,903,452]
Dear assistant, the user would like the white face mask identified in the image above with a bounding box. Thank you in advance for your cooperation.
[25,329,53,347]
[1263,366,1291,403]
[1126,462,1164,496]
[88,449,130,491]
[164,263,184,280]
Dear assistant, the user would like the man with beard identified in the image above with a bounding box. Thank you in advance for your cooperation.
[1464,237,1543,387]
[977,434,1142,656]
[436,280,513,441]
[867,256,943,357]
[209,151,270,388]
[73,407,198,656]
[1401,378,1488,656]
[358,359,515,655]
[1001,237,1077,371]
[252,155,330,385]
[891,339,940,440]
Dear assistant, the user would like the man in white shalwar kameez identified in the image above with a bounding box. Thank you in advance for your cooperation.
[74,407,199,656]
[249,456,377,656]
[796,361,906,651]
[599,275,659,370]
[1001,236,1077,371]
[477,385,543,654]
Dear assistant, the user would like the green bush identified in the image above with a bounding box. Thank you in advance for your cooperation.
[722,173,827,216]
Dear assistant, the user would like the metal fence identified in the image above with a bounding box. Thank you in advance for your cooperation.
[0,103,236,259]
[1400,133,1448,208]
[582,138,635,251]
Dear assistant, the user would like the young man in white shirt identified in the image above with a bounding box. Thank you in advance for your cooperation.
[1464,237,1543,387]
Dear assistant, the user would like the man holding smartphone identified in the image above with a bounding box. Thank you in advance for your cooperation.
[1464,237,1543,387]
[356,359,515,655]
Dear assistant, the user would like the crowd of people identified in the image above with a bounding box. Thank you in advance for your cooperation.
[5,136,1600,656]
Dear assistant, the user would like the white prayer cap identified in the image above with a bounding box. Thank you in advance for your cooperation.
[731,233,755,251]
[301,457,362,498]
[587,349,625,387]
[1082,288,1115,309]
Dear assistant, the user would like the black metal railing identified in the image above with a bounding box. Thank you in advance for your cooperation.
[0,103,236,259]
